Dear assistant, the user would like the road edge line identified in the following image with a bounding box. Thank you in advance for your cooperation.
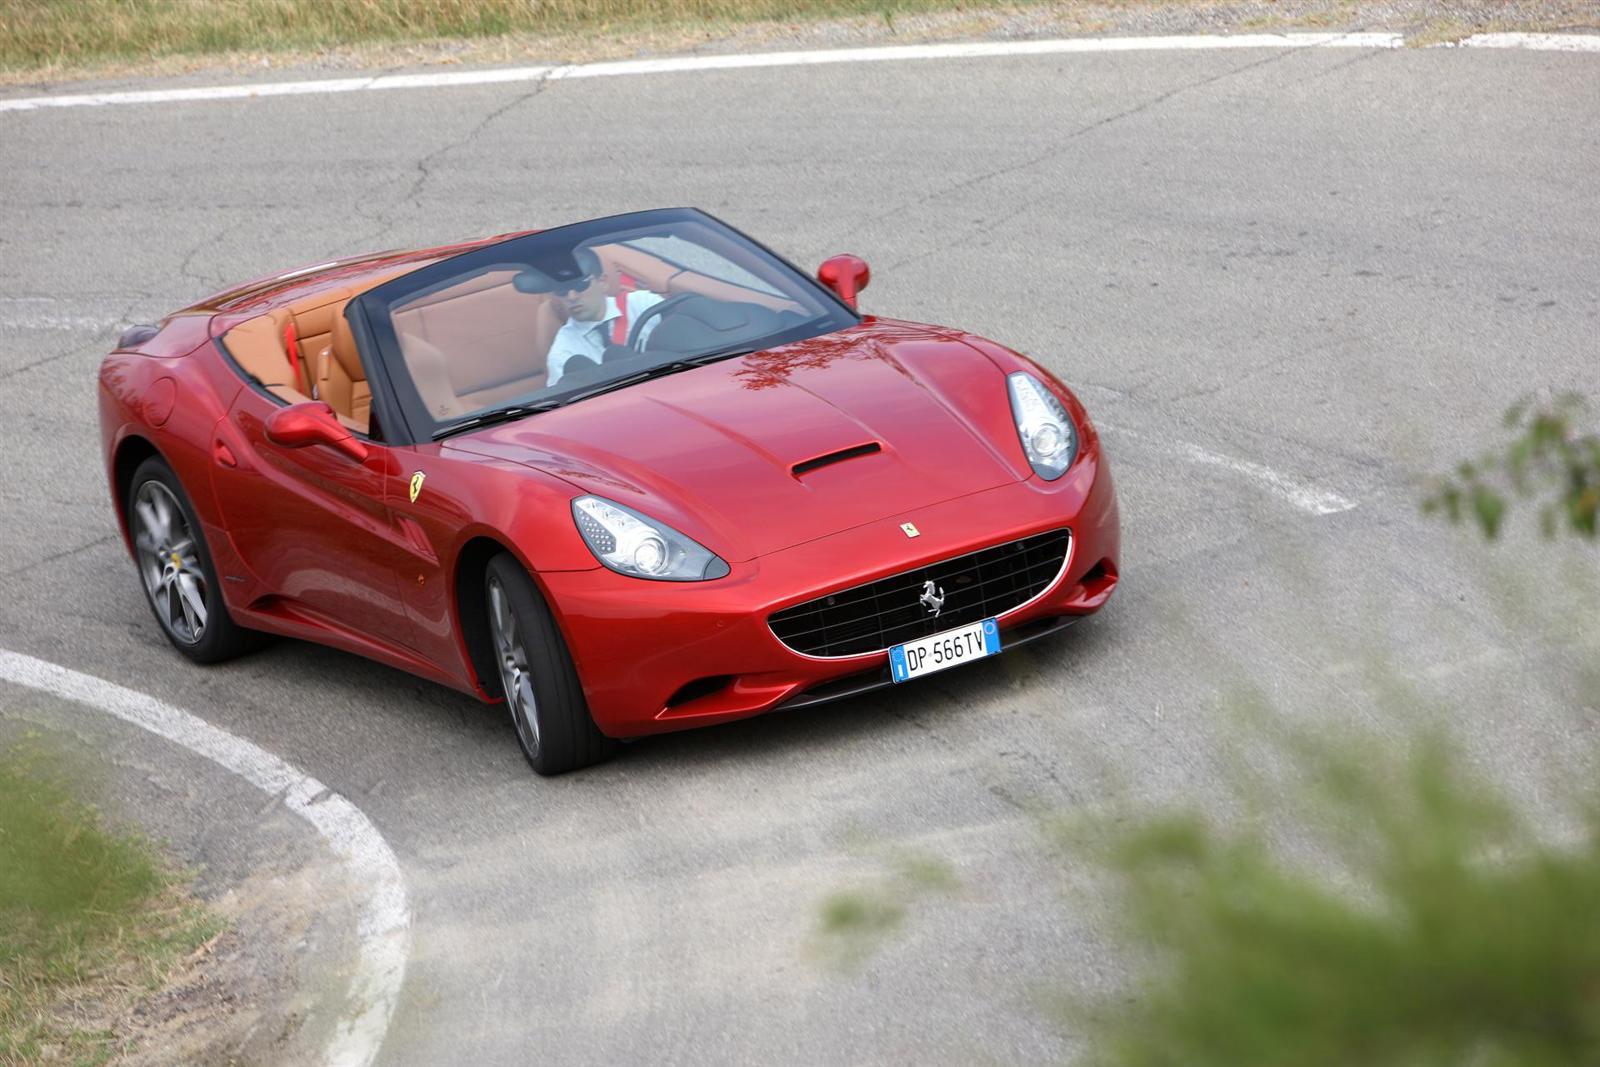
[0,649,410,1067]
[1449,32,1600,51]
[0,32,1407,113]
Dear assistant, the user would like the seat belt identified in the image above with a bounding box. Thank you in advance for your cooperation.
[611,272,638,345]
[283,319,308,393]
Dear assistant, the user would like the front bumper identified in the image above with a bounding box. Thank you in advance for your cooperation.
[543,452,1119,737]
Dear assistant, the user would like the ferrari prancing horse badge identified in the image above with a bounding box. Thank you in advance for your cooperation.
[409,471,425,503]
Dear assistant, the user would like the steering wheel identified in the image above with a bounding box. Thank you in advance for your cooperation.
[626,293,696,351]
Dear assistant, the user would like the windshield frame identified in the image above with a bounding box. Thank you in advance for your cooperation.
[354,207,860,445]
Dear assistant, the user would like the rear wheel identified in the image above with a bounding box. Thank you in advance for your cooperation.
[127,456,253,663]
[484,553,615,775]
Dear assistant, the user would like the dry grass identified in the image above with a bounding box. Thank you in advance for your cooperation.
[0,0,1039,73]
[3,1,1596,84]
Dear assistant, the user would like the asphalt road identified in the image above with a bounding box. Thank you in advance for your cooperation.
[2,43,1598,1065]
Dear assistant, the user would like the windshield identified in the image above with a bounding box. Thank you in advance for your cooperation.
[357,208,858,441]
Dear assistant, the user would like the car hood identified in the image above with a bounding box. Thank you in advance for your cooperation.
[448,320,1030,561]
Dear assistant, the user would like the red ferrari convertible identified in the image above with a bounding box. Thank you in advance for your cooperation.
[99,209,1119,774]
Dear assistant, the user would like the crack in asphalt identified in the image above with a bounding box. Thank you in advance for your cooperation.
[1296,44,1393,83]
[176,217,248,298]
[0,533,119,580]
[873,43,1392,273]
[353,76,555,247]
[0,339,85,383]
[0,293,147,395]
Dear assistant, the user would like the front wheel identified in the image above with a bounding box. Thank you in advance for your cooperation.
[127,456,254,663]
[484,553,615,776]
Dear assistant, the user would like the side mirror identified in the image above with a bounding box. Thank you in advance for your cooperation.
[817,254,871,310]
[265,401,368,462]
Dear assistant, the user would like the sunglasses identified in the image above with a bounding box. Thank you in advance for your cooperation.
[553,274,599,297]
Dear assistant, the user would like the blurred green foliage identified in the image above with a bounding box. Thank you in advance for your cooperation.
[822,394,1599,1063]
[1062,727,1600,1067]
[1424,393,1600,540]
[814,850,958,969]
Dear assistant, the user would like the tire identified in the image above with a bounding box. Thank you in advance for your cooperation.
[126,456,255,664]
[484,553,615,775]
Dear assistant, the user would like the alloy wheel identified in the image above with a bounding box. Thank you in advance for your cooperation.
[132,479,208,644]
[488,576,540,757]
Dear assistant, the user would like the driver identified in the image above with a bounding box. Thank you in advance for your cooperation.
[545,247,665,387]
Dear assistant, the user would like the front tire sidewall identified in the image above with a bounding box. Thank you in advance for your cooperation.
[483,554,612,776]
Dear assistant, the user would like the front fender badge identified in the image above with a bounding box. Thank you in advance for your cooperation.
[901,522,920,538]
[409,471,426,503]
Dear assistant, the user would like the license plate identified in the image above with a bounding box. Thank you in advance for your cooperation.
[889,617,1001,683]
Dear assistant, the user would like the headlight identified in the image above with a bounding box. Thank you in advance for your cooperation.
[571,496,730,581]
[1007,371,1078,481]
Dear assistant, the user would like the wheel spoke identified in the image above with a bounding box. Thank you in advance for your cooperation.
[490,584,516,651]
[501,606,518,650]
[165,575,185,631]
[517,677,539,746]
[177,573,207,633]
[152,492,175,543]
[135,500,165,544]
[488,576,542,757]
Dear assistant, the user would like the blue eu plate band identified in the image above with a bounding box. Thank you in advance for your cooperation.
[890,644,909,682]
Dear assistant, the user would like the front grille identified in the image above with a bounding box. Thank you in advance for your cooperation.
[768,529,1071,658]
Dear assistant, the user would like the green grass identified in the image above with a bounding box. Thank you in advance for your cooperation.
[0,0,1039,73]
[0,740,219,1067]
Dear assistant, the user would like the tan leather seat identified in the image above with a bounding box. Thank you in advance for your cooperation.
[391,270,562,419]
[319,303,371,434]
[221,309,300,390]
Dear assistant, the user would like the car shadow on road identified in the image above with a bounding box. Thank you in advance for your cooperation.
[606,613,1123,779]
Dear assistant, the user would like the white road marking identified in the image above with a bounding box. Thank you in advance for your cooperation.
[0,314,118,331]
[1101,423,1357,516]
[0,650,409,1067]
[2,30,1594,115]
[1176,441,1358,516]
[0,33,1407,113]
[1454,32,1600,52]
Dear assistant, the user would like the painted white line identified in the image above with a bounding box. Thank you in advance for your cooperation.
[0,32,1405,113]
[0,650,409,1067]
[1176,441,1357,515]
[1100,422,1357,515]
[0,314,117,331]
[1452,32,1600,52]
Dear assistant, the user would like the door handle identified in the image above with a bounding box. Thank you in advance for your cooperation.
[213,439,238,468]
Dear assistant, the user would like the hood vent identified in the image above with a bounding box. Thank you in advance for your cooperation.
[792,442,882,477]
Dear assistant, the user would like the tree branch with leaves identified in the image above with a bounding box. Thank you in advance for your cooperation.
[1424,393,1600,540]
